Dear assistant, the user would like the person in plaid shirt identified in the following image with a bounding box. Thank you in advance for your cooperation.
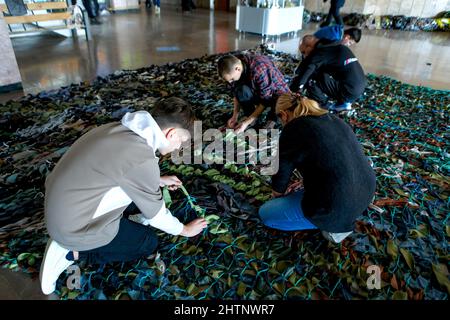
[218,54,290,133]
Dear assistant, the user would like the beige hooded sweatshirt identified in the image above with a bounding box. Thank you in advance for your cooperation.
[44,111,183,252]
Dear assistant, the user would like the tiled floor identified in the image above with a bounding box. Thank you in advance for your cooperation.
[0,268,58,300]
[0,5,449,299]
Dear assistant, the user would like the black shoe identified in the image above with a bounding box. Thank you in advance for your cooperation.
[90,17,102,25]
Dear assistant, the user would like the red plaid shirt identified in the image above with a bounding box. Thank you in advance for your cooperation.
[236,54,290,102]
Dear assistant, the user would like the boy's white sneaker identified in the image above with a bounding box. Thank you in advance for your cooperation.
[322,230,353,244]
[39,239,74,295]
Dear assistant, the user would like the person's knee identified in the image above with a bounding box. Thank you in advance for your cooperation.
[258,202,275,226]
[234,85,254,103]
[141,231,158,256]
[314,72,331,84]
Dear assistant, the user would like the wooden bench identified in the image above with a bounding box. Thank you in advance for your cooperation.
[0,1,90,40]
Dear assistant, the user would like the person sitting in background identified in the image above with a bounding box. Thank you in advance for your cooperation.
[40,97,208,295]
[259,93,376,244]
[218,54,290,133]
[290,35,367,112]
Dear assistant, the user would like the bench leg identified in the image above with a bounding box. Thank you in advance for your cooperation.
[80,8,91,41]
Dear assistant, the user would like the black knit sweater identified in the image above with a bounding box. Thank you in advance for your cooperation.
[272,114,376,232]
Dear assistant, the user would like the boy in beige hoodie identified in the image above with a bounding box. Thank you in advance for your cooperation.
[40,97,207,295]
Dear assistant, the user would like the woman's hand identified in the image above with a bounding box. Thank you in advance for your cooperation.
[272,182,302,199]
[160,175,182,190]
[286,181,302,194]
[272,190,284,198]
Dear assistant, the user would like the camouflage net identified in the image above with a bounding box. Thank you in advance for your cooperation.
[0,46,448,300]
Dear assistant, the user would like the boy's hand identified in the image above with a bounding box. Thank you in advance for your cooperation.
[160,175,182,190]
[180,218,208,237]
[234,118,254,134]
[227,115,238,129]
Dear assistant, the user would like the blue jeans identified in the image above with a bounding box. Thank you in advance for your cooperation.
[258,190,318,231]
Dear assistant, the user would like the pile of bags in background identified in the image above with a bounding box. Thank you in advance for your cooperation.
[303,10,450,32]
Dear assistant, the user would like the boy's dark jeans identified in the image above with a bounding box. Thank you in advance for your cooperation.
[78,217,158,265]
[233,84,277,123]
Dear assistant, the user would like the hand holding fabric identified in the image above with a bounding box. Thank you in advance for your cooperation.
[160,175,182,191]
[227,115,238,129]
[234,119,252,134]
[180,218,208,237]
[286,181,302,194]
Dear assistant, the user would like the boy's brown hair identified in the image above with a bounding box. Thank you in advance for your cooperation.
[151,97,195,132]
[217,55,240,77]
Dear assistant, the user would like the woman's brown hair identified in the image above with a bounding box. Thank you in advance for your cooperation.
[276,93,327,118]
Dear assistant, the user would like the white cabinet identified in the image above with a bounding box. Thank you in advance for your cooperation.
[236,5,304,36]
[109,0,140,11]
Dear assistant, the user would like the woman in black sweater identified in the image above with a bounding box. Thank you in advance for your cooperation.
[259,93,376,243]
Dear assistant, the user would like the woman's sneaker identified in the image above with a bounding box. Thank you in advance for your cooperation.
[39,239,74,295]
[322,230,353,244]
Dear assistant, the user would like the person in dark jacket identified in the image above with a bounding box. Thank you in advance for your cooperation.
[259,93,376,243]
[218,54,290,133]
[290,36,367,112]
[320,0,345,27]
